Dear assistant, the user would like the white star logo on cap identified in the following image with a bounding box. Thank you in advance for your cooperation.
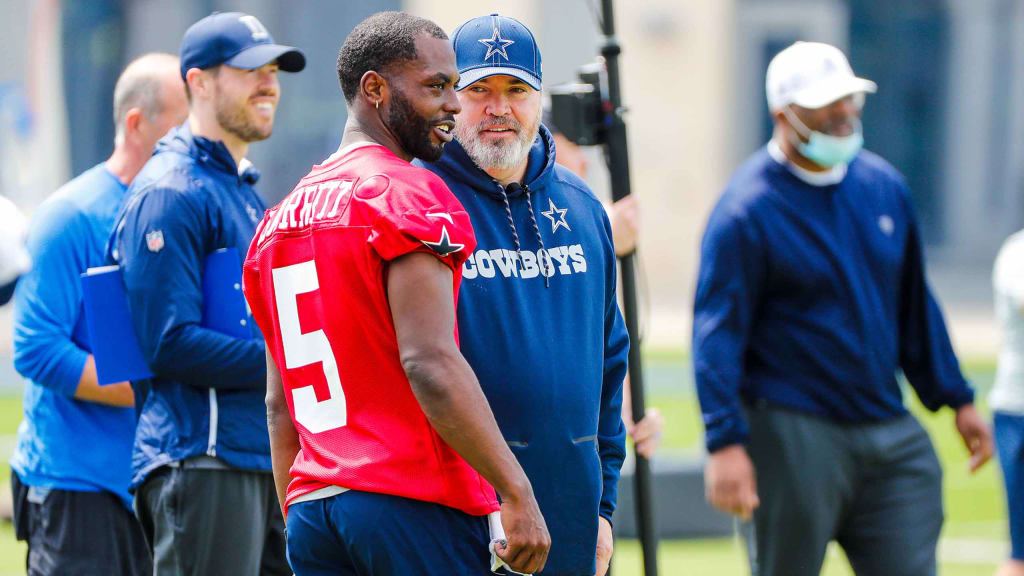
[479,27,515,61]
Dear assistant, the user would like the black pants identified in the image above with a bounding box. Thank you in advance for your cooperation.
[743,405,944,576]
[11,471,152,576]
[134,466,288,576]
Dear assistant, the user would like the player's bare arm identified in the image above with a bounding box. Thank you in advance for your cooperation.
[265,347,301,516]
[388,251,550,574]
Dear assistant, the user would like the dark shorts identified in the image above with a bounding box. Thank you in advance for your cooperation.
[134,465,288,576]
[10,471,152,576]
[286,490,493,576]
[994,411,1024,560]
[743,404,943,576]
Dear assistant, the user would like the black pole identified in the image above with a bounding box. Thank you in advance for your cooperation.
[598,0,658,575]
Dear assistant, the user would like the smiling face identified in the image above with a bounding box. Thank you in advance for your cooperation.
[210,62,281,143]
[383,33,461,161]
[453,74,542,172]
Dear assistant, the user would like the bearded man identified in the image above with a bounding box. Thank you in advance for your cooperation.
[106,12,305,575]
[417,14,629,576]
[244,12,551,574]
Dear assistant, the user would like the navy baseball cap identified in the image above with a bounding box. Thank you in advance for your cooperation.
[179,12,305,79]
[452,14,542,91]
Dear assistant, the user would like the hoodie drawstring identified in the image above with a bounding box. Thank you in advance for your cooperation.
[523,184,551,289]
[499,182,551,289]
[498,184,526,278]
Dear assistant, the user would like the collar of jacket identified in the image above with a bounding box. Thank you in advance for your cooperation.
[427,123,557,200]
[157,122,261,186]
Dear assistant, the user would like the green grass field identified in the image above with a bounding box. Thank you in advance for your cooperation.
[0,353,1009,575]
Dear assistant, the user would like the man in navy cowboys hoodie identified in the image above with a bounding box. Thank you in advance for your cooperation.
[107,13,304,575]
[418,14,629,576]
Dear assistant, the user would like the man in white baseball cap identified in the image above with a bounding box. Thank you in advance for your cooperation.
[693,41,992,575]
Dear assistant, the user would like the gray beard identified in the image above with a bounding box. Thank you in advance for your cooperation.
[454,117,540,173]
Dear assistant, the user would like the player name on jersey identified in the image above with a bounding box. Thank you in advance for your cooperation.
[255,180,354,247]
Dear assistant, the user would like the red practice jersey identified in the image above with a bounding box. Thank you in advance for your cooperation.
[243,143,498,516]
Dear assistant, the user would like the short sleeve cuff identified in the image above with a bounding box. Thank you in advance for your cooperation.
[368,209,476,270]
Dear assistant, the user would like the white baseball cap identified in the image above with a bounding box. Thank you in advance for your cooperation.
[766,41,877,111]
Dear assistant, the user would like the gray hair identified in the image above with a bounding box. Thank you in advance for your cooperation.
[112,53,179,146]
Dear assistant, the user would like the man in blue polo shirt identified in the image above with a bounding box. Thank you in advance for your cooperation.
[10,52,186,576]
[693,41,994,576]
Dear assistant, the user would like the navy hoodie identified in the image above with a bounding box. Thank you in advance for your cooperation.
[418,125,629,576]
[108,124,269,487]
[693,147,974,453]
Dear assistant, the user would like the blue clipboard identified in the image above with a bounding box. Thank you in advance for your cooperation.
[80,265,154,385]
[81,247,251,385]
[200,248,251,339]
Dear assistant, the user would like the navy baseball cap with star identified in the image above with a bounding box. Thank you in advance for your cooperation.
[452,14,542,91]
[179,12,306,79]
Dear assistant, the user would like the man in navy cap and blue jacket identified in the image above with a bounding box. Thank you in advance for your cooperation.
[417,14,629,576]
[107,12,304,575]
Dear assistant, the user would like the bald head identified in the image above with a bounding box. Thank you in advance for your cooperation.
[113,53,187,147]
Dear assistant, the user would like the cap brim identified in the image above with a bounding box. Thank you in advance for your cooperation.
[225,44,306,73]
[791,76,877,109]
[457,66,541,91]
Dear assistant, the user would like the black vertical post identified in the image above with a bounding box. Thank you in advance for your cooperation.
[598,0,658,575]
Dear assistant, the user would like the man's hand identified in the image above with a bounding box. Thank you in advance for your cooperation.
[624,407,664,459]
[955,403,994,473]
[497,489,551,575]
[705,444,759,521]
[593,516,613,576]
[605,196,639,257]
[621,375,664,459]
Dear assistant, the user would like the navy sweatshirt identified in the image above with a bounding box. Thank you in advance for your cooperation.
[418,125,629,576]
[693,147,974,453]
[108,124,269,487]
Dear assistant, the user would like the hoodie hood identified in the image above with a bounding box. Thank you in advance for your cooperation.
[156,123,260,185]
[424,123,558,200]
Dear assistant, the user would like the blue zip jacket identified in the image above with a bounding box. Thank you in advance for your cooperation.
[418,126,629,576]
[693,147,974,453]
[11,164,136,509]
[108,124,269,487]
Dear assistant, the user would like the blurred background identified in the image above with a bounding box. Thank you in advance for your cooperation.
[0,1,1021,574]
[2,0,1022,351]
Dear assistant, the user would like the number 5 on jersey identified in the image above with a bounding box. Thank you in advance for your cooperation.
[272,261,347,433]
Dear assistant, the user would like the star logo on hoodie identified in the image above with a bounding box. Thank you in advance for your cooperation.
[422,225,464,257]
[541,199,571,234]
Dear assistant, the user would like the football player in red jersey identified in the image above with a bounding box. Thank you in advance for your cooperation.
[243,12,549,576]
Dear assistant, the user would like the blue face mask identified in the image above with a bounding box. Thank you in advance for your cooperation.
[783,107,863,167]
